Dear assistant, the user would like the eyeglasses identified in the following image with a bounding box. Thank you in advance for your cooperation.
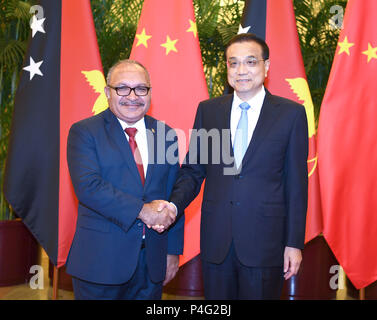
[107,85,151,96]
[227,58,265,69]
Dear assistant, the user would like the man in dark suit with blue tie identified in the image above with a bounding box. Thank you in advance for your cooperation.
[65,59,184,299]
[166,33,308,299]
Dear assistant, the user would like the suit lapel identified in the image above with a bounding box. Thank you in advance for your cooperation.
[218,94,233,130]
[103,109,144,188]
[242,91,280,166]
[218,95,234,158]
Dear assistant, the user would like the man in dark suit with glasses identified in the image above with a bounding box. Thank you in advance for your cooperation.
[66,59,184,300]
[166,33,308,299]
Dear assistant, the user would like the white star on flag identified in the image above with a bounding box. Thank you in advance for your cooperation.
[238,24,251,34]
[30,15,46,38]
[23,57,44,80]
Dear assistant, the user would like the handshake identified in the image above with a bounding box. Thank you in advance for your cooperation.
[138,200,177,233]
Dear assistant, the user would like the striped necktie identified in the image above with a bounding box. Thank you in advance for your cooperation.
[125,127,145,185]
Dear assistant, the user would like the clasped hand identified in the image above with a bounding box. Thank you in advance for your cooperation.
[138,200,176,233]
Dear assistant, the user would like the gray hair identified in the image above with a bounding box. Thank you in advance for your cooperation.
[106,59,151,85]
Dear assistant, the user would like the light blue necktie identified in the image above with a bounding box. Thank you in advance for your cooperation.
[233,102,250,168]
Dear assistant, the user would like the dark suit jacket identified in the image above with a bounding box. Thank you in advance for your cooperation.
[170,91,308,267]
[66,108,184,285]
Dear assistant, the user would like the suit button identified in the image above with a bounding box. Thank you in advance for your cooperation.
[230,201,240,206]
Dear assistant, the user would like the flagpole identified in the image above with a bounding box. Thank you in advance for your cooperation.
[52,266,59,300]
[359,288,365,300]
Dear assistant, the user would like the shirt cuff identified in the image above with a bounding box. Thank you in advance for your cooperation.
[169,202,178,216]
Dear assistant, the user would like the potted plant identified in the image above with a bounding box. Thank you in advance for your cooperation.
[0,0,40,287]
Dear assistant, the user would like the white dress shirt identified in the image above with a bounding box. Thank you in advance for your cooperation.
[117,117,148,178]
[230,86,266,148]
[118,117,178,218]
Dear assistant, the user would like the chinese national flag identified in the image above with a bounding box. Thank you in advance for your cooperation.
[130,0,209,265]
[4,0,107,267]
[317,0,377,289]
[240,0,322,242]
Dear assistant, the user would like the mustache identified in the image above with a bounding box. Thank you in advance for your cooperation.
[119,99,144,106]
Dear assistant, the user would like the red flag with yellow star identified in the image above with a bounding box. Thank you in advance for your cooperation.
[4,0,107,267]
[130,0,209,265]
[240,0,322,243]
[317,0,377,289]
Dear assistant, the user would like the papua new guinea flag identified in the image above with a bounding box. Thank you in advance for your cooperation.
[4,0,107,267]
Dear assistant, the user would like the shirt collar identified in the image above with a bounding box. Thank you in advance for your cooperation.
[117,117,146,133]
[233,86,266,112]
